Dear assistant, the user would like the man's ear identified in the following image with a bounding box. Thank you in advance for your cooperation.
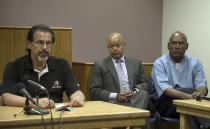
[123,42,126,46]
[186,43,189,50]
[26,40,31,50]
[167,42,170,50]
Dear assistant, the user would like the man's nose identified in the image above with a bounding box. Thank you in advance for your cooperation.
[113,46,118,50]
[175,43,181,48]
[42,43,47,49]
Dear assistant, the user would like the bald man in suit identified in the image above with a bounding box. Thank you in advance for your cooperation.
[90,33,150,129]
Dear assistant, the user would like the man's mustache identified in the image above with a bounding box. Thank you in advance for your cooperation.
[38,50,49,55]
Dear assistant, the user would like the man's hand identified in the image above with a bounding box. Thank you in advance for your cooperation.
[32,98,56,109]
[196,86,208,96]
[70,90,85,107]
[192,91,201,99]
[117,91,133,102]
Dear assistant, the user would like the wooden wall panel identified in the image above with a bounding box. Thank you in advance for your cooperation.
[72,62,94,101]
[0,29,12,80]
[143,63,153,81]
[51,30,72,65]
[0,26,72,83]
[12,29,28,60]
[72,62,153,100]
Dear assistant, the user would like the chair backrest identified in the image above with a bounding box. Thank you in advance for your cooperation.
[0,83,2,105]
[148,80,159,101]
[0,96,2,106]
[161,116,180,122]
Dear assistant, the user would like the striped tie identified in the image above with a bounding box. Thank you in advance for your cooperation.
[115,60,130,92]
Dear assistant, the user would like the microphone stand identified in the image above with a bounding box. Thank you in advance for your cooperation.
[14,97,41,117]
[14,89,49,116]
[34,88,49,115]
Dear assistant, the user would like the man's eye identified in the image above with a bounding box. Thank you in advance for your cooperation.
[39,41,44,45]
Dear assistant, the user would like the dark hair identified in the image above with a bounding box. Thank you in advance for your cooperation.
[27,24,55,43]
[26,24,55,53]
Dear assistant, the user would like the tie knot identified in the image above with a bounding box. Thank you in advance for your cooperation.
[116,59,123,63]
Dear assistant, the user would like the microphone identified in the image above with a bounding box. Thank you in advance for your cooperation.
[16,82,37,105]
[196,96,210,101]
[22,75,47,91]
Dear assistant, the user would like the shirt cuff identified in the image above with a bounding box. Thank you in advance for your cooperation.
[134,88,139,92]
[109,92,118,103]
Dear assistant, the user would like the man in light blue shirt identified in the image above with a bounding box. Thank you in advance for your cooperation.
[151,31,210,129]
[152,53,207,100]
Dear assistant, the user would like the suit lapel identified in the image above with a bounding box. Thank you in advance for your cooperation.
[125,57,134,89]
[105,57,120,89]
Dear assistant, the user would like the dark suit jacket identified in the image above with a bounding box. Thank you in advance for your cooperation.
[90,56,149,109]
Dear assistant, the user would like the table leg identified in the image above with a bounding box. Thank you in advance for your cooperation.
[180,113,190,129]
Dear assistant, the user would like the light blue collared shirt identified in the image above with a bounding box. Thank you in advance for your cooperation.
[151,54,207,98]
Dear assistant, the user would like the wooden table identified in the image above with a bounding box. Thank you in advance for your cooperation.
[0,101,149,129]
[173,99,210,129]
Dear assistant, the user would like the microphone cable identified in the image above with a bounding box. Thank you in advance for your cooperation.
[46,91,54,129]
[58,110,65,129]
[40,112,47,129]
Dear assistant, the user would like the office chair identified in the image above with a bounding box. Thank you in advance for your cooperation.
[148,80,161,129]
[148,80,180,129]
[149,110,161,129]
[161,116,180,122]
[0,83,3,105]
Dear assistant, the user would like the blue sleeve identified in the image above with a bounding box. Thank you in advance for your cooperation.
[151,59,173,97]
[193,60,208,89]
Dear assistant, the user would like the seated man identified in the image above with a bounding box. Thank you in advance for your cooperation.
[2,24,85,109]
[151,31,210,129]
[90,32,150,129]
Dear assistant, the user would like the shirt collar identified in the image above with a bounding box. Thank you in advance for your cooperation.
[25,54,34,70]
[46,56,55,70]
[168,54,186,64]
[112,55,125,63]
[25,54,55,71]
[34,63,49,80]
[34,63,49,73]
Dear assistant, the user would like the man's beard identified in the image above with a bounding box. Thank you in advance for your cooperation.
[38,56,48,62]
[37,51,49,62]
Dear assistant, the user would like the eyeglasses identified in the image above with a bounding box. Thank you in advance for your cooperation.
[33,40,52,47]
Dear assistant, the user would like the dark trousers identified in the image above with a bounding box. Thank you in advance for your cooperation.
[117,90,151,129]
[156,88,195,118]
[155,88,210,129]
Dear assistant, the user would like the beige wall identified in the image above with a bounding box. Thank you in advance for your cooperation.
[0,0,163,63]
[162,0,210,96]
